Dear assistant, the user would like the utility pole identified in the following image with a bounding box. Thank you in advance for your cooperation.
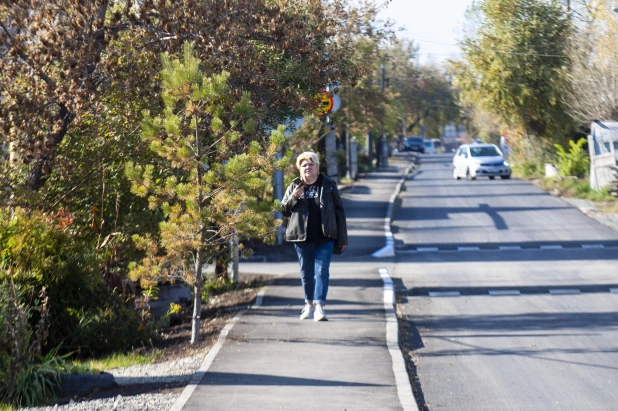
[367,131,373,167]
[344,125,351,180]
[401,115,406,149]
[380,62,387,168]
[325,119,338,184]
[274,151,284,245]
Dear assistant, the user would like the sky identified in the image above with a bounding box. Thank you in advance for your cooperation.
[377,0,475,65]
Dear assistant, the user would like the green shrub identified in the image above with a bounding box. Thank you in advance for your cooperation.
[512,160,543,178]
[0,208,98,284]
[0,208,150,358]
[66,299,150,357]
[6,348,66,407]
[0,283,64,407]
[201,278,234,304]
[554,138,589,178]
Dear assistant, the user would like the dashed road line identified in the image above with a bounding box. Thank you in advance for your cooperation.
[417,247,440,252]
[540,245,563,250]
[409,287,618,297]
[428,291,461,297]
[489,290,521,296]
[395,243,618,253]
[499,245,522,250]
[549,289,582,295]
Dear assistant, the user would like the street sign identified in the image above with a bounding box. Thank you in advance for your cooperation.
[312,90,333,117]
[331,94,341,113]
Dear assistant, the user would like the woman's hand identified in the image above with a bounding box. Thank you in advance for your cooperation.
[339,244,347,253]
[292,182,305,199]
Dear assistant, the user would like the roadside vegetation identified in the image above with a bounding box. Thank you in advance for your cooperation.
[452,0,618,207]
[510,136,617,203]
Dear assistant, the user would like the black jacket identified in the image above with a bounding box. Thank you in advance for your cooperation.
[281,174,348,246]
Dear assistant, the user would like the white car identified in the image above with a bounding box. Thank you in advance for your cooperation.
[453,143,511,180]
[423,140,436,154]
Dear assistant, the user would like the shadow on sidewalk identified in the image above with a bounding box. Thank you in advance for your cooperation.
[259,295,377,307]
[198,372,390,387]
[266,277,383,289]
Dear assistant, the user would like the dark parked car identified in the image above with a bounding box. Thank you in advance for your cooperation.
[403,136,425,153]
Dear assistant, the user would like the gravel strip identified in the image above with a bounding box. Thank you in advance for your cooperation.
[109,353,205,385]
[23,394,178,411]
[21,353,207,411]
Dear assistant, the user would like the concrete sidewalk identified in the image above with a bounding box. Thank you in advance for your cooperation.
[172,157,417,411]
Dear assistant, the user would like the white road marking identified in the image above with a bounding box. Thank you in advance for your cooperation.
[489,290,521,296]
[549,289,581,295]
[499,245,522,250]
[396,244,614,254]
[417,247,439,252]
[379,268,419,411]
[372,164,415,258]
[429,291,461,297]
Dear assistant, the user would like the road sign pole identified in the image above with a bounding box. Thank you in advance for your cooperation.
[325,120,338,184]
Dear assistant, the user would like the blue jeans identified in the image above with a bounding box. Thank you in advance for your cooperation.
[294,240,334,305]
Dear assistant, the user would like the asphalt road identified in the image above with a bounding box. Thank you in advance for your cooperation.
[392,153,618,410]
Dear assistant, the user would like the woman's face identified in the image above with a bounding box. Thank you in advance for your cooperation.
[300,159,318,183]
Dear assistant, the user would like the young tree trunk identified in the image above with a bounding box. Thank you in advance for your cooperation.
[191,249,204,344]
[191,116,206,345]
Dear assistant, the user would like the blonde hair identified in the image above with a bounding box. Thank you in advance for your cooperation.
[295,151,319,170]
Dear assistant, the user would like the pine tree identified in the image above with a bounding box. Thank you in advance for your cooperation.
[125,42,287,343]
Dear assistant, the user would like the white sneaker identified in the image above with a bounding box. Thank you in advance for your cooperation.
[314,305,328,321]
[299,304,315,320]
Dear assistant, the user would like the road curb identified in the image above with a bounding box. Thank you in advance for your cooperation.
[379,268,419,411]
[372,160,416,258]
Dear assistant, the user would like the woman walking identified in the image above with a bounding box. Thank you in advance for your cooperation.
[281,152,348,321]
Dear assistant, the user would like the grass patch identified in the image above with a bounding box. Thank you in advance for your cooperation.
[338,176,352,185]
[596,201,618,213]
[512,161,544,179]
[67,349,163,372]
[540,177,617,201]
[0,403,16,411]
[512,159,618,205]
